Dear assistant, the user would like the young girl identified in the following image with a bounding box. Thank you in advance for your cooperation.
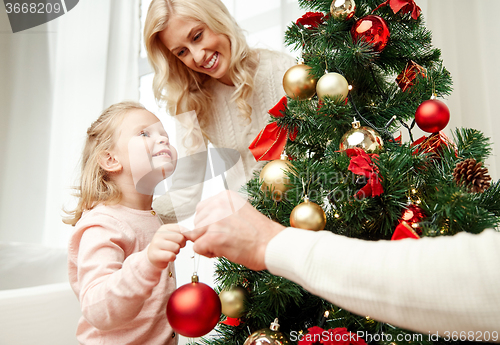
[144,0,296,223]
[65,101,184,344]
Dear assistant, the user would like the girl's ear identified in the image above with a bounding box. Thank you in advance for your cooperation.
[98,151,122,173]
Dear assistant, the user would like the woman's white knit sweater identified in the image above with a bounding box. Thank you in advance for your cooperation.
[153,49,296,223]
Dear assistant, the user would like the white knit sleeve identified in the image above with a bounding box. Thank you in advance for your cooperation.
[265,227,500,338]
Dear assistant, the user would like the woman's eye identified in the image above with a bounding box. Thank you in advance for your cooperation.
[193,31,202,41]
[139,131,150,137]
[177,49,186,57]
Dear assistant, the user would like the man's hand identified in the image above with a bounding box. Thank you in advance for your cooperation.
[184,191,284,271]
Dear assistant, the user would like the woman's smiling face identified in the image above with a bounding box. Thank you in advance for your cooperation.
[159,15,233,86]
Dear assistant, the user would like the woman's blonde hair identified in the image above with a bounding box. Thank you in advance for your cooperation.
[63,101,147,226]
[144,0,258,151]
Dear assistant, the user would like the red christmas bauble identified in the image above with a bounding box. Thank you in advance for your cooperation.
[415,99,450,133]
[400,204,424,235]
[166,275,222,338]
[351,15,390,52]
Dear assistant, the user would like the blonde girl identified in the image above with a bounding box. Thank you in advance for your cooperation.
[65,101,184,344]
[144,0,296,222]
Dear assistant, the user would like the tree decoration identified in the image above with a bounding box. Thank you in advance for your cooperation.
[249,97,298,161]
[346,148,383,198]
[396,60,427,92]
[391,221,420,240]
[259,153,294,201]
[296,12,327,29]
[243,318,290,345]
[373,0,421,20]
[283,62,318,100]
[220,317,242,327]
[330,0,356,20]
[298,326,367,345]
[351,15,390,52]
[411,131,456,159]
[415,98,450,133]
[453,158,492,193]
[401,203,424,225]
[316,72,349,102]
[340,118,383,153]
[204,0,500,342]
[290,196,327,231]
[166,273,221,338]
[219,286,247,318]
[391,202,425,236]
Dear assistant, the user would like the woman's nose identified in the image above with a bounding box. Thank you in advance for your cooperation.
[192,47,205,65]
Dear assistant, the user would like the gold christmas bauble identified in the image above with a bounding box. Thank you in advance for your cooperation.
[316,72,349,102]
[244,319,290,345]
[259,154,293,202]
[330,0,356,20]
[290,197,326,231]
[339,119,383,153]
[283,63,318,100]
[219,286,247,318]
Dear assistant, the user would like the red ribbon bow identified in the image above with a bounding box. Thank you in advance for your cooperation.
[411,131,457,158]
[249,96,297,161]
[220,317,241,327]
[296,12,327,28]
[346,148,383,198]
[373,0,421,20]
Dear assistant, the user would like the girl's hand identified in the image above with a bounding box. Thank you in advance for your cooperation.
[148,224,187,269]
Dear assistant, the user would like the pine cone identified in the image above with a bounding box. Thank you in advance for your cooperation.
[453,158,492,193]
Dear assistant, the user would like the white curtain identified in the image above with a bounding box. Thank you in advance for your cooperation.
[422,0,500,180]
[0,0,140,246]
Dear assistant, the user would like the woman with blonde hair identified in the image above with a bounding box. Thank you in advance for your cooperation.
[144,0,295,222]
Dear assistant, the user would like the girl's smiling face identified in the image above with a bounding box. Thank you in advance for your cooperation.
[159,15,233,86]
[111,109,177,189]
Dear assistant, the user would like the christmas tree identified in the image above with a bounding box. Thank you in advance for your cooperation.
[200,0,500,344]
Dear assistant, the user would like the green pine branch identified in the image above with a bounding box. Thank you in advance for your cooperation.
[201,1,500,344]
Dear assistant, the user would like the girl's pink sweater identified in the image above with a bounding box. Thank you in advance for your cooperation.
[68,204,177,344]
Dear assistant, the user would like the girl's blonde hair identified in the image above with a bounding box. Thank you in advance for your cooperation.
[63,101,147,226]
[144,0,258,151]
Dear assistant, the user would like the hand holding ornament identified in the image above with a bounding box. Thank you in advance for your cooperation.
[147,224,188,269]
[184,190,285,271]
